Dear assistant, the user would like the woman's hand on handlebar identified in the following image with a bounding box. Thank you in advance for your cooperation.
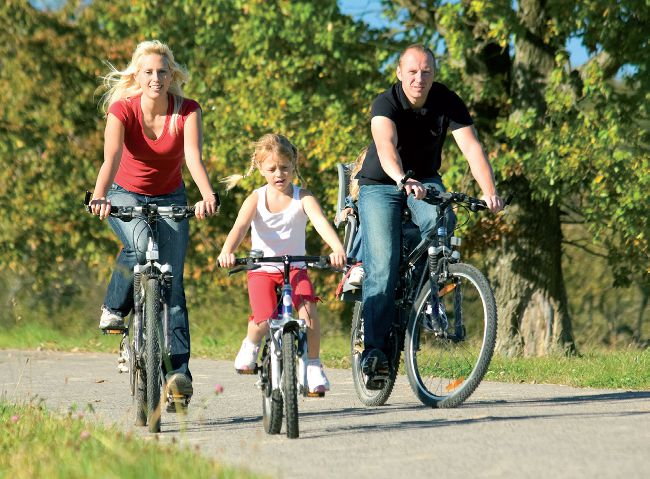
[217,252,236,269]
[194,195,219,220]
[89,197,112,220]
[480,194,505,213]
[329,249,347,269]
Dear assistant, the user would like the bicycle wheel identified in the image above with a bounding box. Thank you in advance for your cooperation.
[132,337,147,426]
[350,301,398,406]
[281,330,299,439]
[261,340,283,434]
[144,278,162,432]
[404,262,497,408]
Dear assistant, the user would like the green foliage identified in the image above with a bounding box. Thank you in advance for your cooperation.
[382,0,649,287]
[0,1,384,313]
[1,0,647,346]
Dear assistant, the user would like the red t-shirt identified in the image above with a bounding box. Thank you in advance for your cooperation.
[109,94,200,195]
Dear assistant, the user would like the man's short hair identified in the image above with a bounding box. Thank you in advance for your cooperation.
[398,44,436,72]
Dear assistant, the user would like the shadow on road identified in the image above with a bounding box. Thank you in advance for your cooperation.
[468,390,650,408]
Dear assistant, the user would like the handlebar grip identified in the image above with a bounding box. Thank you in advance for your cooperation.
[227,266,247,276]
[84,191,92,206]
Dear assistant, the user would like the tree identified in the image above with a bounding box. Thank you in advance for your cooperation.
[0,0,386,320]
[380,0,649,355]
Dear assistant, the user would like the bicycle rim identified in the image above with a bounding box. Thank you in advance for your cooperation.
[282,330,299,439]
[405,263,497,408]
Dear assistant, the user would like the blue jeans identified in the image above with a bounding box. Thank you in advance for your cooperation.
[357,177,454,354]
[104,183,191,380]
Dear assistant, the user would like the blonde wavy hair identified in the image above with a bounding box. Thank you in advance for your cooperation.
[348,147,367,201]
[222,134,306,191]
[98,40,189,135]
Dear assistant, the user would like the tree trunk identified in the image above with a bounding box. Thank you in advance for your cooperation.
[491,177,576,356]
[489,0,576,356]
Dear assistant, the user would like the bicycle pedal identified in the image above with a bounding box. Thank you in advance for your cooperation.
[365,377,387,391]
[299,384,326,398]
[103,328,126,335]
[166,394,191,413]
[305,391,325,398]
[236,366,258,375]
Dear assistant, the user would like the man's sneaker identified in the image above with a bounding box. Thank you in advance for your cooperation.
[361,348,389,390]
[306,359,330,394]
[347,265,365,286]
[165,373,193,413]
[99,307,125,330]
[166,373,193,396]
[234,338,260,373]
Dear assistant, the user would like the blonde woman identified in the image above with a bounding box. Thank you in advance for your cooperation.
[89,40,218,399]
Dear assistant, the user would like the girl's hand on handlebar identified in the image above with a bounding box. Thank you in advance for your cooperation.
[90,197,111,220]
[194,196,218,220]
[217,252,236,269]
[481,194,505,213]
[329,249,347,269]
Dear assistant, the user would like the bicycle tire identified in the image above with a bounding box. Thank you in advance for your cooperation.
[404,262,497,408]
[261,340,283,434]
[144,278,162,432]
[282,330,299,439]
[350,301,398,406]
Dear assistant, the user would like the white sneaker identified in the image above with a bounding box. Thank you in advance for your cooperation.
[234,338,260,372]
[347,265,365,286]
[306,359,330,393]
[99,307,125,330]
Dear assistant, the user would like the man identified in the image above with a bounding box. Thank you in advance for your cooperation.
[357,44,504,383]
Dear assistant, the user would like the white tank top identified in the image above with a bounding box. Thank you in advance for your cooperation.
[251,185,308,272]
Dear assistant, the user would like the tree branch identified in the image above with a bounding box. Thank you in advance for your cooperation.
[562,239,608,258]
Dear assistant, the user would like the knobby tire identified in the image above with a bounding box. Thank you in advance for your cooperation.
[145,278,162,432]
[282,330,299,438]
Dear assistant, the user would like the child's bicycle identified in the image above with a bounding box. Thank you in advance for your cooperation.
[336,168,506,408]
[84,191,206,433]
[227,252,352,439]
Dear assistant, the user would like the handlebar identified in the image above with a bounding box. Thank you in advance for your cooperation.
[421,188,513,212]
[227,255,357,276]
[84,190,196,221]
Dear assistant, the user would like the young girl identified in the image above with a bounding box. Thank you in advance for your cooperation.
[340,148,367,270]
[218,134,346,394]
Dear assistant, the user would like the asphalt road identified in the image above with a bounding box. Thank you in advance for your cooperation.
[2,349,649,479]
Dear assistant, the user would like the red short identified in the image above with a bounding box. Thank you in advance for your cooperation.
[247,269,319,324]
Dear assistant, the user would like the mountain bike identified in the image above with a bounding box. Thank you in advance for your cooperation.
[339,176,502,408]
[227,253,350,439]
[84,191,199,432]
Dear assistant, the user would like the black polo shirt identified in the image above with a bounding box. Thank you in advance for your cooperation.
[358,81,474,185]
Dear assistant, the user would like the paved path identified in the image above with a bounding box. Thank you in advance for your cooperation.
[2,349,649,479]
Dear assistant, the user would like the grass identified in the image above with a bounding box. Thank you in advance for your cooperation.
[485,348,650,389]
[1,320,648,390]
[0,401,260,479]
